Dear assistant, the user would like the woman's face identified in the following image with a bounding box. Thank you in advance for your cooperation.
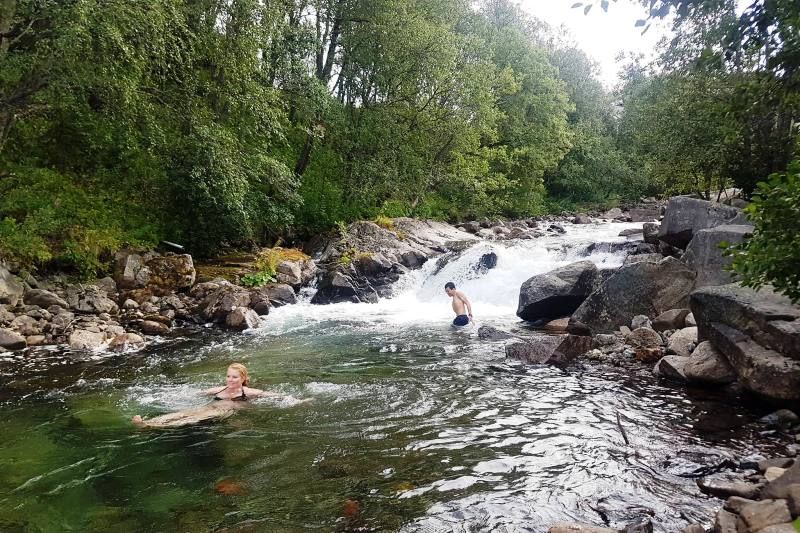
[226,368,243,388]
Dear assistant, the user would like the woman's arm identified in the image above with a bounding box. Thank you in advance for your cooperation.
[244,387,283,398]
[201,386,226,396]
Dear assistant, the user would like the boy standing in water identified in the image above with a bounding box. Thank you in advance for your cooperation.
[445,282,473,326]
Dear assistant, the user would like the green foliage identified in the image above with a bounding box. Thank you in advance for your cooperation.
[239,271,276,288]
[727,160,800,303]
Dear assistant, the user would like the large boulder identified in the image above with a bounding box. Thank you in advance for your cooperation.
[23,288,68,309]
[683,341,736,384]
[0,265,24,307]
[643,222,660,245]
[252,284,296,308]
[201,284,251,323]
[311,270,378,305]
[506,334,595,366]
[683,225,753,287]
[652,309,690,331]
[275,260,303,286]
[66,286,119,315]
[657,197,748,249]
[569,257,696,334]
[114,250,196,293]
[629,207,661,222]
[691,284,800,360]
[654,355,689,382]
[0,328,27,350]
[517,261,599,321]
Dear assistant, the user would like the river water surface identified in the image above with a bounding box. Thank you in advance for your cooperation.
[0,223,784,532]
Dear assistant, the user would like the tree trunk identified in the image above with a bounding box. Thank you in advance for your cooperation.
[0,0,15,58]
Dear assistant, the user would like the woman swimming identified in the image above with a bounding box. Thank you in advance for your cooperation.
[131,363,292,428]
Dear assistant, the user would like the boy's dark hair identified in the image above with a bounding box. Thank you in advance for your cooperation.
[444,282,456,290]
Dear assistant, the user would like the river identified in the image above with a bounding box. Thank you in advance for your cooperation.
[0,222,782,532]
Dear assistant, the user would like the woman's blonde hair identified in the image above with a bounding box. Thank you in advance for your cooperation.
[228,363,249,386]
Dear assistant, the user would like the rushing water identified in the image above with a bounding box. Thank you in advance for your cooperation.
[0,223,786,532]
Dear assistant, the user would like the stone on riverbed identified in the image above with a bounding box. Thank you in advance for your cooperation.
[0,328,27,350]
[66,286,119,315]
[697,477,761,499]
[626,327,662,348]
[652,309,690,331]
[683,341,736,384]
[140,320,170,336]
[667,327,697,357]
[0,264,24,307]
[23,288,68,309]
[224,307,261,331]
[653,355,688,382]
[738,500,792,532]
[69,329,108,351]
[506,335,595,366]
[478,326,516,341]
[570,257,695,334]
[517,261,599,321]
[548,523,616,533]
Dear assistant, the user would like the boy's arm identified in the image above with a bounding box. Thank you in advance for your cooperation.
[458,291,473,318]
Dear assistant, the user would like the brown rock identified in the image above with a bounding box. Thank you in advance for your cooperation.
[626,327,663,348]
[542,317,570,332]
[762,461,800,500]
[23,289,68,309]
[786,484,800,517]
[10,315,40,336]
[26,335,46,346]
[755,524,797,533]
[635,347,664,363]
[725,496,758,514]
[547,524,616,533]
[766,467,788,482]
[758,459,795,472]
[142,314,172,326]
[109,333,145,352]
[738,500,792,532]
[714,509,738,533]
[680,526,704,533]
[140,320,170,336]
[506,335,595,366]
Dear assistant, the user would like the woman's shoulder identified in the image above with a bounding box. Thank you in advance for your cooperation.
[243,386,265,395]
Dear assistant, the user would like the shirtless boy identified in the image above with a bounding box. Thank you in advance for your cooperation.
[444,282,473,326]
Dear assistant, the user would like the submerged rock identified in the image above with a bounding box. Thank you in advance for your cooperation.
[477,325,516,341]
[506,334,595,366]
[517,261,599,321]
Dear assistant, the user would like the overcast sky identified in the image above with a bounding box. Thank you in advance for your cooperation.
[519,0,673,88]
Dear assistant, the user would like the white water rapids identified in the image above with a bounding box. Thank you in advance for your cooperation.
[260,221,642,334]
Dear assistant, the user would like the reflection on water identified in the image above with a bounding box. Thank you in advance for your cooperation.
[0,223,785,532]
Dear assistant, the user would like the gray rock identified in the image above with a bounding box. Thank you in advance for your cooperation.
[355,253,393,276]
[684,341,736,384]
[478,326,516,341]
[93,276,117,294]
[256,283,296,307]
[652,309,690,331]
[68,329,107,350]
[755,524,797,533]
[684,224,752,287]
[629,207,661,222]
[685,312,696,326]
[698,477,761,499]
[224,307,261,331]
[658,197,748,248]
[703,321,800,401]
[570,257,696,334]
[786,483,800,517]
[603,208,623,219]
[114,250,195,292]
[275,260,303,287]
[631,315,652,330]
[0,328,27,350]
[653,355,689,382]
[517,261,599,321]
[23,289,68,309]
[140,320,170,336]
[738,500,792,532]
[760,410,800,427]
[66,286,119,315]
[312,271,377,305]
[691,284,800,360]
[643,223,660,245]
[0,264,24,307]
[573,215,592,224]
[667,327,698,357]
[10,315,40,336]
[619,228,642,237]
[506,335,595,366]
[623,253,664,265]
[680,525,704,533]
[202,285,251,322]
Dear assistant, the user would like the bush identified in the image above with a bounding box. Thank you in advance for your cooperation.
[727,159,800,303]
[239,247,309,288]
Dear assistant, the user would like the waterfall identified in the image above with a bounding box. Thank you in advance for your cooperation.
[261,221,642,334]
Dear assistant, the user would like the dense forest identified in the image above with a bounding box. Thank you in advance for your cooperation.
[0,0,798,283]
